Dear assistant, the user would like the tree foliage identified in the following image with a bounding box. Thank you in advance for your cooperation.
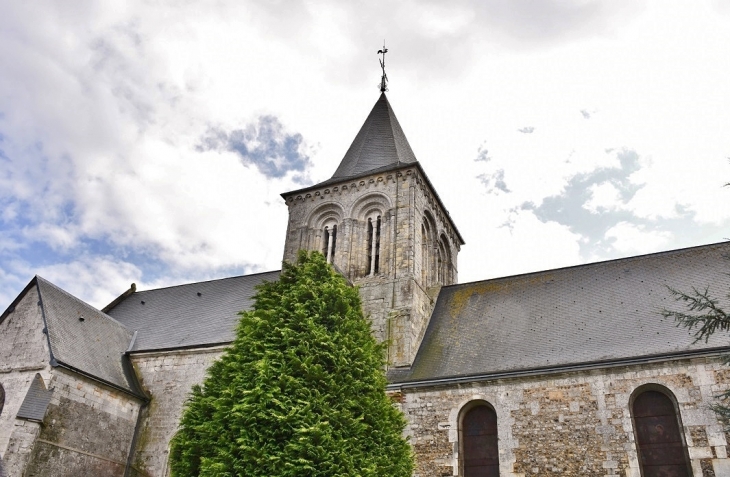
[661,253,730,428]
[169,251,413,477]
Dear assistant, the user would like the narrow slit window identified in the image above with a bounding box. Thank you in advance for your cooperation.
[366,216,381,275]
[421,224,428,286]
[374,216,381,273]
[332,225,337,259]
[322,226,330,257]
[323,225,337,264]
[366,218,373,275]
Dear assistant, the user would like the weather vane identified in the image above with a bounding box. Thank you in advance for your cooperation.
[377,41,388,93]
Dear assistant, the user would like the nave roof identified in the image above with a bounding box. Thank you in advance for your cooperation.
[392,241,730,387]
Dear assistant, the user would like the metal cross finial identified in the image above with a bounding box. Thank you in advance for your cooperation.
[377,41,388,93]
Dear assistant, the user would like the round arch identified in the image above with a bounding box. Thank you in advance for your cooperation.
[349,192,392,221]
[458,400,500,477]
[306,202,344,229]
[629,383,692,477]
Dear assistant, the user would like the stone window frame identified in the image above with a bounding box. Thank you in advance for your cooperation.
[305,203,344,264]
[629,383,693,477]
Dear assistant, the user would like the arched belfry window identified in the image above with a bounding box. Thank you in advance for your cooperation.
[631,386,691,477]
[366,216,381,275]
[460,402,500,477]
[322,224,337,264]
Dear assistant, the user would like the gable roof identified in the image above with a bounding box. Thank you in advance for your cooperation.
[392,241,730,387]
[33,277,143,397]
[106,271,280,352]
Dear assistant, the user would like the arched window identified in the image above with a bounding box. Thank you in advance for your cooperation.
[631,386,691,477]
[461,403,499,477]
[366,216,381,275]
[322,224,337,264]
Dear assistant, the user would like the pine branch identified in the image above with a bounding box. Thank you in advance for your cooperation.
[661,285,730,343]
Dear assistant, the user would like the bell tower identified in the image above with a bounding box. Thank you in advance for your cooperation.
[281,93,464,368]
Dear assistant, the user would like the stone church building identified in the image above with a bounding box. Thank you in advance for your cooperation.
[2,92,730,477]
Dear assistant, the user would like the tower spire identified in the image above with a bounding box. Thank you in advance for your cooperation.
[377,41,388,93]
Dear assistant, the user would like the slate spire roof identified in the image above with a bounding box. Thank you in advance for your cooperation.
[330,92,417,181]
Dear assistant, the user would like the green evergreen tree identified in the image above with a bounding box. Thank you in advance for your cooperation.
[169,251,413,477]
[661,253,730,427]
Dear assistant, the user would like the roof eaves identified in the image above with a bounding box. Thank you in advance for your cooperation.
[388,346,730,390]
[54,360,147,401]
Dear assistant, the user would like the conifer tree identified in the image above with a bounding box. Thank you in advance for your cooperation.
[661,253,730,426]
[169,251,413,477]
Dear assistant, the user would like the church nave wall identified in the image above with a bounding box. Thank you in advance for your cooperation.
[399,357,730,477]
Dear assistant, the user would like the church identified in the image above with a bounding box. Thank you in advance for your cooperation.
[2,90,730,477]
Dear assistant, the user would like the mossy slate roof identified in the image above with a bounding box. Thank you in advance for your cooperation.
[392,241,730,385]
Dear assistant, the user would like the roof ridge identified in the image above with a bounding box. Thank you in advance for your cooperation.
[35,275,133,333]
[446,240,730,289]
[132,269,281,294]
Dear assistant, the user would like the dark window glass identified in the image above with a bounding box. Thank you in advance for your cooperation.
[633,390,691,477]
[462,405,499,477]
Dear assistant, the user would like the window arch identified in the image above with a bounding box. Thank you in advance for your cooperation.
[631,385,691,477]
[460,401,499,477]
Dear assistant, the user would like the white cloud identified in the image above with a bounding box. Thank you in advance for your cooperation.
[1,0,729,308]
[605,222,672,255]
[583,182,623,213]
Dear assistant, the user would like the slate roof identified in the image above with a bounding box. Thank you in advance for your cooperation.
[107,271,280,352]
[35,277,142,397]
[285,93,418,194]
[16,374,53,421]
[392,241,730,386]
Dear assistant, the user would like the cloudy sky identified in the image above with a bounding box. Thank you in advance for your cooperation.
[1,0,729,309]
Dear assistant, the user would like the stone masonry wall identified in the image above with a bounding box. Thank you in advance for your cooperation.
[23,367,142,477]
[0,284,52,475]
[130,347,224,477]
[399,357,730,477]
[282,166,459,368]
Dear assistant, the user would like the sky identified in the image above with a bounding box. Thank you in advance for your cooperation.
[1,0,729,309]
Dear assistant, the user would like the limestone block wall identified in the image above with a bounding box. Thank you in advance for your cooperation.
[0,284,52,474]
[130,347,224,477]
[23,367,142,477]
[398,357,730,477]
